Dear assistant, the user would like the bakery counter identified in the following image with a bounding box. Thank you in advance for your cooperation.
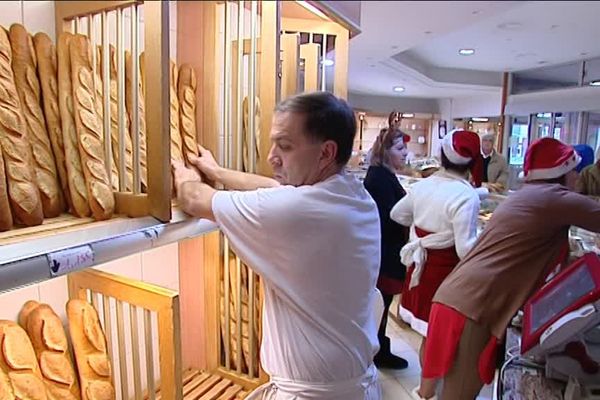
[498,327,565,400]
[0,209,218,293]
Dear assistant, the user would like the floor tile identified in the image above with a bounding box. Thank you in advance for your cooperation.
[381,377,414,400]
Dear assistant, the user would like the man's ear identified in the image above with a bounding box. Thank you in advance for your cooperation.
[320,140,338,164]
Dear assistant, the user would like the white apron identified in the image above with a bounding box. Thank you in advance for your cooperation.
[245,364,381,400]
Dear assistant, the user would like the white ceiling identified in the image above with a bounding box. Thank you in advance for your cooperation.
[349,1,600,99]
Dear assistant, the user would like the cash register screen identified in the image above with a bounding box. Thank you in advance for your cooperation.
[530,263,595,332]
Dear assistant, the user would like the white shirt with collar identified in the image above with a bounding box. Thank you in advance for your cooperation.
[212,172,382,399]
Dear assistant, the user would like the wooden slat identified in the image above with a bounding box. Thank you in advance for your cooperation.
[300,43,320,92]
[115,192,150,217]
[199,378,232,400]
[186,375,222,399]
[214,368,261,391]
[158,297,183,400]
[183,372,211,397]
[145,0,171,222]
[333,28,349,99]
[215,385,243,400]
[281,33,299,100]
[69,269,178,311]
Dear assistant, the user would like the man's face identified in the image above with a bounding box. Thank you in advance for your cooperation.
[267,112,335,186]
[482,139,494,156]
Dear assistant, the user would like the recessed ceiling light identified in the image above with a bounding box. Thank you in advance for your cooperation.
[538,60,548,65]
[402,113,414,118]
[471,117,489,122]
[472,10,481,15]
[550,24,560,30]
[393,86,405,93]
[590,80,600,87]
[321,59,334,66]
[370,64,376,68]
[581,52,589,57]
[391,45,399,50]
[424,30,433,35]
[458,48,475,56]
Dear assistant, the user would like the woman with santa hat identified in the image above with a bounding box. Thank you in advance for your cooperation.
[390,129,484,367]
[412,138,600,400]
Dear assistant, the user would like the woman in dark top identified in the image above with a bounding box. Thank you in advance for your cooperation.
[364,127,410,370]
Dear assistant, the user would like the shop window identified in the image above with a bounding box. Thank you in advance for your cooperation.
[586,112,600,153]
[508,116,529,166]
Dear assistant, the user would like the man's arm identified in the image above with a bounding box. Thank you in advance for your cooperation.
[178,181,217,221]
[190,145,279,191]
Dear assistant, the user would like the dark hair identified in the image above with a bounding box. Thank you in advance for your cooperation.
[441,149,472,174]
[275,91,356,165]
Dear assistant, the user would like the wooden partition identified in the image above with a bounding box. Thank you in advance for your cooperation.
[54,1,172,221]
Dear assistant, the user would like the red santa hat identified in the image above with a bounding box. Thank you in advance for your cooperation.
[441,129,484,187]
[522,138,581,181]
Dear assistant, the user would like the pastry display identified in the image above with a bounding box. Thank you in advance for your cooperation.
[177,63,199,167]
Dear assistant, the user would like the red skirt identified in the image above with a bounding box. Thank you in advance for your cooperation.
[422,303,498,384]
[399,227,459,336]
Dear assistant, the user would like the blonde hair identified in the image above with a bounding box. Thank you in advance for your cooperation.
[370,128,407,167]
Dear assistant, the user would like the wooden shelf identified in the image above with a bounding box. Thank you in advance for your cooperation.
[0,208,218,293]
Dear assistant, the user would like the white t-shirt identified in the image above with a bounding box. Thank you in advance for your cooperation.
[212,172,381,383]
[390,170,480,259]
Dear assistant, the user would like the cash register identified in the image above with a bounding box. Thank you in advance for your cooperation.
[521,253,600,396]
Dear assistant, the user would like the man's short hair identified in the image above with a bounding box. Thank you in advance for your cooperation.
[275,91,356,165]
[481,132,496,143]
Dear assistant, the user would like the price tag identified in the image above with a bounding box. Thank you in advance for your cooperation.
[47,245,94,277]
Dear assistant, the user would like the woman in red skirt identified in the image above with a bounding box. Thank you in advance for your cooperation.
[390,129,484,366]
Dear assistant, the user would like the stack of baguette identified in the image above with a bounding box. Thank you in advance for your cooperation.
[0,300,115,399]
[0,23,200,232]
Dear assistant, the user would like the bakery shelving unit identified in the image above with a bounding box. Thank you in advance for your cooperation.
[0,1,358,399]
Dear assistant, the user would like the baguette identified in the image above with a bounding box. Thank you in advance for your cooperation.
[0,27,43,226]
[125,51,147,190]
[66,300,115,400]
[9,23,64,218]
[69,35,114,221]
[57,32,91,218]
[169,59,183,163]
[95,46,120,192]
[177,64,199,167]
[20,302,81,400]
[34,32,71,212]
[0,143,12,231]
[0,320,48,399]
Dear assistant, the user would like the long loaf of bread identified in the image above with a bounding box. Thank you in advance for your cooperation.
[9,23,64,218]
[34,32,71,211]
[0,144,12,231]
[125,50,147,190]
[177,64,199,167]
[0,27,43,226]
[0,320,48,399]
[95,46,120,192]
[57,32,91,218]
[169,59,183,163]
[20,302,81,400]
[69,35,114,221]
[66,300,115,400]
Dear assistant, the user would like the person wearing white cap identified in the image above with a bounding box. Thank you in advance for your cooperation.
[390,129,484,370]
[412,137,600,400]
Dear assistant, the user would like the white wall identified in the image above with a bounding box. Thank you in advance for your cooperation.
[349,92,439,114]
[448,93,502,119]
[0,1,55,42]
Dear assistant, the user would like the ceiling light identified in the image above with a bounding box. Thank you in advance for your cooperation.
[472,117,489,122]
[295,1,328,20]
[393,86,405,93]
[402,113,414,118]
[458,48,475,56]
[590,81,600,87]
[536,113,552,118]
[321,59,334,66]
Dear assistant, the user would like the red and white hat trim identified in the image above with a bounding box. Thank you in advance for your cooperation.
[524,152,581,181]
[441,129,472,165]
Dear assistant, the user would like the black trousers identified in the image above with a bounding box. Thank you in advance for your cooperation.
[376,292,395,357]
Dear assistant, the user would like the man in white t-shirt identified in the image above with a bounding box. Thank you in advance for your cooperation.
[172,92,383,400]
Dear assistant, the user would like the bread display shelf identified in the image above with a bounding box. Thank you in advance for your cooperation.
[0,209,218,293]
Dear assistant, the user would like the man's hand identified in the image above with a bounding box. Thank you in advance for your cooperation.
[188,145,222,183]
[172,161,202,197]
